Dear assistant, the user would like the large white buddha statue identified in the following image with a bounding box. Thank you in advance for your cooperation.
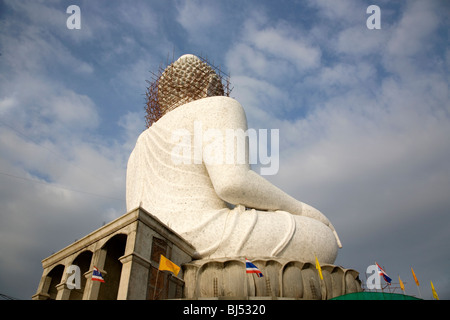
[126,54,342,264]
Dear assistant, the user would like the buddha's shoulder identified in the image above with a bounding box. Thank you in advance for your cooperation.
[160,97,245,123]
[181,96,243,113]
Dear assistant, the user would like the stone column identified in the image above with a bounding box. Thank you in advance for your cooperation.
[32,273,52,300]
[82,248,107,300]
[55,282,71,300]
[117,252,152,300]
[116,222,151,300]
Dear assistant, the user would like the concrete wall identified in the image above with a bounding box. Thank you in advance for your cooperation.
[32,207,196,300]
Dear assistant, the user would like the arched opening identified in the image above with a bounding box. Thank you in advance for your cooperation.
[68,250,93,300]
[97,234,127,300]
[46,264,65,300]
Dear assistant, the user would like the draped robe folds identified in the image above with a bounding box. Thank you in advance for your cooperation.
[126,96,339,263]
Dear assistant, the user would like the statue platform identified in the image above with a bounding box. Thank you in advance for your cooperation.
[33,207,361,300]
[183,257,361,300]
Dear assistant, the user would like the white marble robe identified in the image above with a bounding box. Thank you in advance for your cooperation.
[126,96,340,263]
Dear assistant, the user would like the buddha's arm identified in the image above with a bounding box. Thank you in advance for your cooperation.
[201,97,315,215]
[202,99,329,223]
[207,162,317,220]
[202,97,341,247]
[207,162,341,247]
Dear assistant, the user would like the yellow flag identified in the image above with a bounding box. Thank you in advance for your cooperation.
[411,267,420,286]
[398,275,405,291]
[430,281,439,300]
[159,255,180,276]
[315,255,323,280]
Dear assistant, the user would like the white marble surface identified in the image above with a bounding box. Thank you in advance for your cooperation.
[127,95,341,263]
[127,54,341,264]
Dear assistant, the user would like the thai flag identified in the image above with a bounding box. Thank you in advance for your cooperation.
[376,263,392,284]
[245,259,263,277]
[92,266,105,282]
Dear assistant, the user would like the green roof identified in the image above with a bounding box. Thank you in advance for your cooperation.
[331,292,422,300]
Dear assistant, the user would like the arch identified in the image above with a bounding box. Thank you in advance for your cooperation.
[45,264,65,300]
[97,234,127,300]
[68,250,93,300]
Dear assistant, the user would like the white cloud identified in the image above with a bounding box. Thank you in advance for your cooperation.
[231,76,287,108]
[308,62,378,92]
[307,0,363,22]
[386,1,441,58]
[48,90,99,129]
[175,0,230,50]
[0,96,17,116]
[336,25,388,55]
[176,0,220,34]
[117,111,146,157]
[117,2,158,33]
[244,22,321,72]
[226,44,274,79]
[231,16,321,75]
[4,0,66,30]
[111,56,157,99]
[0,75,124,199]
[225,12,323,121]
[0,1,134,298]
[0,24,94,76]
[0,75,99,139]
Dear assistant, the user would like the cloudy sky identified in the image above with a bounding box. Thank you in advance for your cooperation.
[0,0,448,300]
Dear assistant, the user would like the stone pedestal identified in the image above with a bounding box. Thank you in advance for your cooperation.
[33,206,361,300]
[33,207,196,300]
[182,258,362,300]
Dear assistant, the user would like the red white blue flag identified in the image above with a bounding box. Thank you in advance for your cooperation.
[376,262,392,284]
[92,266,105,282]
[245,259,263,277]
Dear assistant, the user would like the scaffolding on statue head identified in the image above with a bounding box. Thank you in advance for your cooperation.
[144,53,233,128]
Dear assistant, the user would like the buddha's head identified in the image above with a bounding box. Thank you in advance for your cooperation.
[145,54,228,127]
[158,54,224,113]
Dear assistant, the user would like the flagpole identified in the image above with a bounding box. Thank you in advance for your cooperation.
[375,262,384,293]
[398,275,405,295]
[315,254,326,299]
[153,269,160,300]
[431,281,439,300]
[411,267,422,299]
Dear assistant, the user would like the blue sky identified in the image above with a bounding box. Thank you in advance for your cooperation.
[0,0,449,300]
